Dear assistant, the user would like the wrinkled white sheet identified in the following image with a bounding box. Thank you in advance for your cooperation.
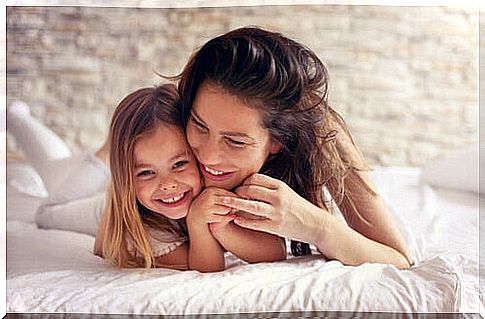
[6,167,483,315]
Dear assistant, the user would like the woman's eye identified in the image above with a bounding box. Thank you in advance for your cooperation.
[190,116,207,132]
[173,160,189,170]
[226,138,246,147]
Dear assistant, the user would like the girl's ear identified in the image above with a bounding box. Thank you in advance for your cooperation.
[269,141,282,155]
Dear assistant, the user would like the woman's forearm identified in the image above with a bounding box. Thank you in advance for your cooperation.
[211,222,286,263]
[187,221,225,272]
[314,209,411,269]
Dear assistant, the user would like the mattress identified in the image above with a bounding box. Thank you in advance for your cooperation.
[5,162,483,315]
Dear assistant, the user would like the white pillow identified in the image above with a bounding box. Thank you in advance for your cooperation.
[7,162,48,198]
[420,144,481,194]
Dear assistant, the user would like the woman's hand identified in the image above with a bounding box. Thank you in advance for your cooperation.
[186,187,237,227]
[221,173,328,245]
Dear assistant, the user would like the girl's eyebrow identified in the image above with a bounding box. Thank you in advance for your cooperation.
[134,162,150,169]
[135,151,187,169]
[169,151,189,163]
[191,110,255,142]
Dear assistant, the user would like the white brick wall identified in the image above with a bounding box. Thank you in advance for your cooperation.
[6,5,479,166]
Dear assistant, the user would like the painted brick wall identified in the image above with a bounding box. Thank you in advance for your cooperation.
[6,5,479,166]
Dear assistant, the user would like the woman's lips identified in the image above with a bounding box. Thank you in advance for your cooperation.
[200,163,236,182]
[153,190,191,208]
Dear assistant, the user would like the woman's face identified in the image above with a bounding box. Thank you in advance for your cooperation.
[186,81,280,190]
[134,124,202,219]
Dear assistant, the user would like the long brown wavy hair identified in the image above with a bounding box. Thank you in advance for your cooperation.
[103,84,188,268]
[174,26,374,256]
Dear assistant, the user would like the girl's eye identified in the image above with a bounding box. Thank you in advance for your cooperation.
[225,138,246,147]
[137,170,154,177]
[173,160,189,170]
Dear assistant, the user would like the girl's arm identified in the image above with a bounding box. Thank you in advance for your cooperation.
[95,209,191,269]
[209,221,286,263]
[154,243,189,270]
[94,210,109,257]
[186,219,225,272]
[185,187,233,272]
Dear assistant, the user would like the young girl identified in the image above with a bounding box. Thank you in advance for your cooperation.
[23,83,285,271]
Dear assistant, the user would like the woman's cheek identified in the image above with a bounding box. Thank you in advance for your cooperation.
[186,126,199,150]
[184,165,203,195]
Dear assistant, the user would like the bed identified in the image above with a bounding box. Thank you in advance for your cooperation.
[5,151,484,316]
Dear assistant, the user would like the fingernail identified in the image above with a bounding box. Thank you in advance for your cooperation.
[222,197,230,204]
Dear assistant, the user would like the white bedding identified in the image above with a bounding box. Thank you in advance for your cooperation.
[6,163,483,315]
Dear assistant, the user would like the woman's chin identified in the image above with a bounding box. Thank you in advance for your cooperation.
[203,177,241,190]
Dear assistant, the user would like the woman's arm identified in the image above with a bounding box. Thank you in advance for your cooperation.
[223,173,411,269]
[209,221,286,263]
[322,109,413,267]
[325,169,413,268]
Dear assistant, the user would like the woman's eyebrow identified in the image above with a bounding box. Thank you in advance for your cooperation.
[191,110,207,126]
[192,110,255,141]
[220,131,255,142]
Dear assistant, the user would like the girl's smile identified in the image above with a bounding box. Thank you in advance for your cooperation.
[134,124,202,219]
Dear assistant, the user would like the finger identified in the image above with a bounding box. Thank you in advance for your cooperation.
[208,214,235,224]
[235,184,276,203]
[242,173,280,189]
[205,187,238,197]
[217,196,273,218]
[209,204,233,216]
[233,216,276,234]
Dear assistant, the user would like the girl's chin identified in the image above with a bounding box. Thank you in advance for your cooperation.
[156,210,187,220]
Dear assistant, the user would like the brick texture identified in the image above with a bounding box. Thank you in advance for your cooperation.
[6,5,479,166]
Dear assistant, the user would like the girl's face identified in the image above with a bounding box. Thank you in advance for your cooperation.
[134,124,202,219]
[186,81,281,190]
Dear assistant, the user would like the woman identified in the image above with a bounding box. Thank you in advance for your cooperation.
[174,26,413,268]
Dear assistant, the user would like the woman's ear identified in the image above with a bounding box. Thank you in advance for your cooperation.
[269,141,282,154]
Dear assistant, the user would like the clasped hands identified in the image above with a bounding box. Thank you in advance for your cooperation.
[186,173,325,244]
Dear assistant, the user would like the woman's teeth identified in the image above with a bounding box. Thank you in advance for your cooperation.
[160,192,186,204]
[204,165,225,176]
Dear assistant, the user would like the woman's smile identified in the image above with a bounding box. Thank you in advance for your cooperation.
[199,163,236,182]
[187,81,281,190]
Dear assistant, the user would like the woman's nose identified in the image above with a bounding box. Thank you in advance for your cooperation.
[197,138,222,166]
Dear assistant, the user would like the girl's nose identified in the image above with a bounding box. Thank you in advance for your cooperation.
[159,179,178,191]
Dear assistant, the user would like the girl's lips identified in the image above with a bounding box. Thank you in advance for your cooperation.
[153,190,191,208]
[199,163,236,182]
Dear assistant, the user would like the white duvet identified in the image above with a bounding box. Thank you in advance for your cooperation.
[6,165,483,315]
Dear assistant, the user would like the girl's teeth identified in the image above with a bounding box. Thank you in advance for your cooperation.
[160,193,185,204]
[204,165,224,175]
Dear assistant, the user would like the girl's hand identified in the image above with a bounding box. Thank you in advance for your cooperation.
[186,187,238,227]
[222,173,327,245]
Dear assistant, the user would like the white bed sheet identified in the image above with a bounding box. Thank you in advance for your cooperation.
[5,165,483,315]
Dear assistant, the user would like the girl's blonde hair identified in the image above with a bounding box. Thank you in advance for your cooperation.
[102,84,187,268]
